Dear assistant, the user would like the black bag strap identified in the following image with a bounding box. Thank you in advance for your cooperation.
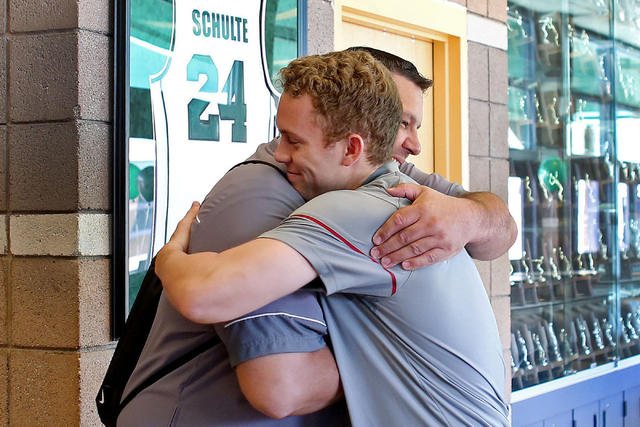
[97,258,165,426]
[118,333,221,414]
[227,159,287,178]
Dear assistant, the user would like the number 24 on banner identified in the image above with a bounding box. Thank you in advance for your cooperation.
[187,54,247,143]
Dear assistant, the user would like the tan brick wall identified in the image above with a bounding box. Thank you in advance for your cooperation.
[2,0,114,425]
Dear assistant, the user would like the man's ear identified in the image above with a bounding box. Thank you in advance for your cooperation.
[342,134,365,167]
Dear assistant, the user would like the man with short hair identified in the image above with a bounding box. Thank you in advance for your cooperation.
[158,49,510,427]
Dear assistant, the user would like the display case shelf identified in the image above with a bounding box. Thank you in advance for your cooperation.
[507,2,640,409]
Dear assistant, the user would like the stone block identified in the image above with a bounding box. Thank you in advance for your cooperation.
[0,127,5,210]
[9,121,111,211]
[78,0,111,34]
[307,0,334,55]
[474,259,491,295]
[8,33,78,122]
[78,259,111,347]
[490,158,510,202]
[11,258,80,348]
[78,214,111,256]
[490,103,509,159]
[0,350,7,426]
[491,295,511,350]
[0,258,6,345]
[468,14,508,51]
[469,99,490,156]
[9,0,77,32]
[469,156,490,192]
[503,348,512,402]
[9,122,79,211]
[467,0,487,16]
[0,375,4,427]
[468,42,489,101]
[80,349,114,426]
[10,350,80,426]
[491,254,511,297]
[78,122,111,210]
[488,0,508,22]
[78,31,111,122]
[489,47,508,105]
[0,0,5,34]
[10,213,111,256]
[11,214,76,256]
[0,39,6,124]
[0,216,5,254]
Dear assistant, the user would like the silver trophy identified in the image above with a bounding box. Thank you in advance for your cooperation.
[532,333,549,367]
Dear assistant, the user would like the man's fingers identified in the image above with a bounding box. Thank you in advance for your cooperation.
[170,201,201,250]
[372,206,422,246]
[376,241,445,270]
[398,249,446,270]
[385,183,427,201]
[371,221,427,260]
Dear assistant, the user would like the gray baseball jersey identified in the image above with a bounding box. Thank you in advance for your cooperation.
[262,162,509,427]
[119,139,464,426]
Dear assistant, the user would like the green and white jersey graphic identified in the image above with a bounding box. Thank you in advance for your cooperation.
[150,0,279,253]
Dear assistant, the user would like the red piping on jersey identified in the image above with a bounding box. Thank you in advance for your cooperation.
[292,214,397,294]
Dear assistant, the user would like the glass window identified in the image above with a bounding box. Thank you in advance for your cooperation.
[121,0,303,318]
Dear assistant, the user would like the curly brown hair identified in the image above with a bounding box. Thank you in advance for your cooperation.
[277,50,402,166]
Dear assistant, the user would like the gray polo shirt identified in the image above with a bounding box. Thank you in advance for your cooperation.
[262,162,509,427]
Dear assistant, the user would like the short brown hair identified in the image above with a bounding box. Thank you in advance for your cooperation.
[277,50,402,166]
[347,46,433,93]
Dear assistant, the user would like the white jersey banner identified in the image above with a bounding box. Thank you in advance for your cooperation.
[150,0,279,254]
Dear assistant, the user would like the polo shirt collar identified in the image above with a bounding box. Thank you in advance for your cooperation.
[364,162,399,185]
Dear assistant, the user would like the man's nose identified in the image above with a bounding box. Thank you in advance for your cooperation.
[403,130,421,156]
[274,142,290,163]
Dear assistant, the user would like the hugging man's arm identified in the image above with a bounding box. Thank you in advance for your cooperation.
[371,180,517,269]
[187,156,342,418]
[371,163,517,269]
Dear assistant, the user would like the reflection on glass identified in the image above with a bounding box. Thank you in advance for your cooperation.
[126,0,299,311]
[577,178,600,254]
[619,183,631,253]
[264,0,298,88]
[570,99,601,156]
[538,16,559,46]
[617,109,640,163]
[508,177,525,260]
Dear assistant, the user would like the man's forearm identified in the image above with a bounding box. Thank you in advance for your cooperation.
[157,232,317,324]
[236,348,343,418]
[460,191,517,260]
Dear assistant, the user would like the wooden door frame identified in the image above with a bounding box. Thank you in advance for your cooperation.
[335,0,468,186]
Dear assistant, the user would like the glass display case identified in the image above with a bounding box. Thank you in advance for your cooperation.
[507,0,640,396]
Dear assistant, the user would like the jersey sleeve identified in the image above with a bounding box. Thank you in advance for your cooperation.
[399,161,468,197]
[214,291,328,367]
[261,190,413,297]
[189,162,330,365]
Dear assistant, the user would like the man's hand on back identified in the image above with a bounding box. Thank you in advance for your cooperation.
[371,183,517,270]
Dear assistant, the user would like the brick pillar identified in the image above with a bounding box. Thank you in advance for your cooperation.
[3,0,115,425]
[307,0,334,55]
[464,0,513,401]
